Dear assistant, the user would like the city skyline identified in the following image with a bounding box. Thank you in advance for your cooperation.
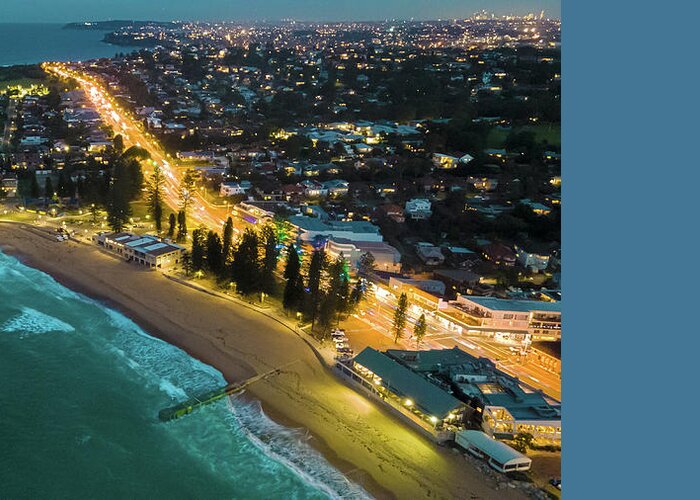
[3,0,560,23]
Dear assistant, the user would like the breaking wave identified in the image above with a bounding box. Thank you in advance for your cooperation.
[2,307,76,336]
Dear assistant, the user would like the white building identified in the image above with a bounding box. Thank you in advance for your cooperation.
[445,295,561,341]
[515,245,550,272]
[94,232,185,270]
[456,431,532,473]
[326,238,402,273]
[220,182,248,197]
[405,198,432,220]
[290,216,383,243]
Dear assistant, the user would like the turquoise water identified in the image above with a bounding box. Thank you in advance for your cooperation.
[0,251,369,499]
[0,24,123,66]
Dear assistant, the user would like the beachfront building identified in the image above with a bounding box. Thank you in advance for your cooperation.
[94,232,185,270]
[456,430,532,473]
[340,347,467,436]
[441,295,562,342]
[387,348,561,443]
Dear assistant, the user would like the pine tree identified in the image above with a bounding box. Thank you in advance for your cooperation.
[349,279,366,310]
[167,213,176,238]
[283,244,304,313]
[179,168,198,214]
[414,313,427,348]
[190,228,206,272]
[222,217,234,263]
[305,249,326,328]
[260,224,279,295]
[318,256,349,332]
[106,176,131,232]
[147,164,165,233]
[176,210,187,242]
[232,228,261,296]
[205,230,224,277]
[392,293,409,343]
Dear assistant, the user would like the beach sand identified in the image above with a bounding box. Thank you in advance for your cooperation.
[0,223,526,500]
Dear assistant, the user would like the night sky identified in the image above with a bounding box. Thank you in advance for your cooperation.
[4,0,560,23]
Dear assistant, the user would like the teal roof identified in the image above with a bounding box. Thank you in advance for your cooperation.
[353,348,464,418]
[463,296,561,313]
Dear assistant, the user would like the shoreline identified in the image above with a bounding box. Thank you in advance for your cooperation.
[0,222,525,500]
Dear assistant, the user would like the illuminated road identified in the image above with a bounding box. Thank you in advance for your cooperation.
[43,63,232,234]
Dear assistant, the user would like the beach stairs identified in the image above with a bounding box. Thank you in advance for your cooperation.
[158,361,299,422]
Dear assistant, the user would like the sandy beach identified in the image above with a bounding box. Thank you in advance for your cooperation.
[0,222,526,500]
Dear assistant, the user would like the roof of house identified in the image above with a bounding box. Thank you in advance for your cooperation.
[353,347,464,418]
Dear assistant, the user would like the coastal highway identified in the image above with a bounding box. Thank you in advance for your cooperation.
[43,63,233,233]
[43,62,561,402]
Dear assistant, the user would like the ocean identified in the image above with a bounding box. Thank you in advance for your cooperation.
[0,24,124,67]
[0,251,370,499]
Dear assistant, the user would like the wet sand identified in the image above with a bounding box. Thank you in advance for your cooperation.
[0,222,525,500]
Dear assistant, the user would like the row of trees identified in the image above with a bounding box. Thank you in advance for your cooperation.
[391,292,427,347]
[185,217,366,335]
[282,245,365,334]
[189,220,279,296]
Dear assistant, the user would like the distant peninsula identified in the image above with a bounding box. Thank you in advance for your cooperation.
[63,21,170,31]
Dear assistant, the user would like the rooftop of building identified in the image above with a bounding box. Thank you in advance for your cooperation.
[353,347,464,419]
[103,232,184,257]
[386,348,561,419]
[460,295,561,313]
[289,215,380,234]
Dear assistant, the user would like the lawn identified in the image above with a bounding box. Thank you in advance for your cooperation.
[487,123,561,149]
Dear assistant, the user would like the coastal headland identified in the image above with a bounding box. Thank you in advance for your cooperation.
[0,222,525,500]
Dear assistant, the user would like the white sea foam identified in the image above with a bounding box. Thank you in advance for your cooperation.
[1,307,75,336]
[101,307,224,398]
[227,397,373,500]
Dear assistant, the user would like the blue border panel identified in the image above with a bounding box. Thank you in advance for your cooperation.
[565,0,700,498]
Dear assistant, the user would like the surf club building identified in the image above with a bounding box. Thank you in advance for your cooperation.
[94,232,185,270]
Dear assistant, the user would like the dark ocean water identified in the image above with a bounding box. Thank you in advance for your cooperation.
[0,251,370,499]
[0,23,123,66]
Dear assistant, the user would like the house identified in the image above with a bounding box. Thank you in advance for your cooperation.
[389,276,446,296]
[481,243,516,267]
[405,198,432,220]
[322,179,350,197]
[514,245,550,272]
[381,204,405,223]
[466,176,498,191]
[433,269,484,290]
[521,199,552,216]
[300,180,328,198]
[432,153,474,170]
[415,243,445,266]
[220,182,248,197]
